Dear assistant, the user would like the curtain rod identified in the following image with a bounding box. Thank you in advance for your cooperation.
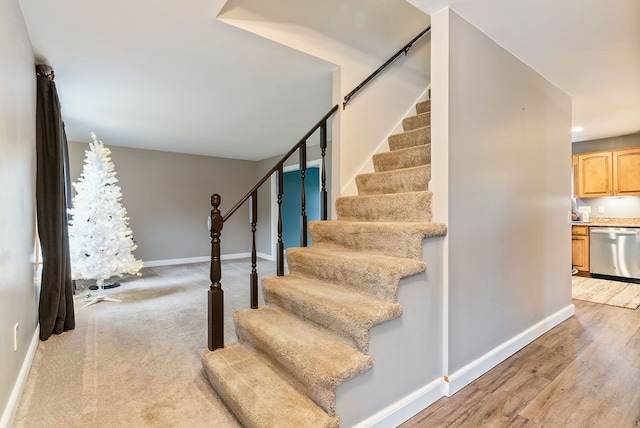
[36,64,55,81]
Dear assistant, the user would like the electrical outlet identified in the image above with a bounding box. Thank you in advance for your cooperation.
[578,206,591,213]
[598,206,605,214]
[13,323,19,351]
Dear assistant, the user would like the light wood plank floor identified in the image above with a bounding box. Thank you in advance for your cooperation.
[401,299,640,428]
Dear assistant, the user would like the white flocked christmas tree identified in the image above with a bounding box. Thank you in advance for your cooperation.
[68,133,142,306]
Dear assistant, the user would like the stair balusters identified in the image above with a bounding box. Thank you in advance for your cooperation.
[250,190,258,309]
[300,144,308,247]
[320,122,328,221]
[277,165,285,276]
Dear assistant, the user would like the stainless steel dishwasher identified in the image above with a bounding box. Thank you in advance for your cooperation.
[590,227,640,281]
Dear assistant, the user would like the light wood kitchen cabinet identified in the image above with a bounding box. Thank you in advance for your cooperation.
[575,146,640,198]
[578,152,613,198]
[572,226,589,272]
[572,155,579,198]
[613,147,640,196]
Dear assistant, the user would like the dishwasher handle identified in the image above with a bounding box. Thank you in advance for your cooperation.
[590,229,640,235]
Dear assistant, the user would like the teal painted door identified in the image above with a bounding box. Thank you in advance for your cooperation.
[281,167,320,250]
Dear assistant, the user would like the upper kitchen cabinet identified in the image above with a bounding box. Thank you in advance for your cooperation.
[575,147,640,198]
[572,155,579,198]
[613,147,640,196]
[578,151,613,198]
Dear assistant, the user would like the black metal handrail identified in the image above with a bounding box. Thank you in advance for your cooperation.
[223,105,339,222]
[342,26,431,109]
[208,104,338,350]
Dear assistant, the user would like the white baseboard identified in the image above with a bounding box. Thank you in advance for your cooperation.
[445,303,575,396]
[256,252,275,261]
[144,253,252,267]
[1,325,40,428]
[352,377,446,428]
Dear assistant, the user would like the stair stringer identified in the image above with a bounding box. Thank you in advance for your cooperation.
[335,236,446,427]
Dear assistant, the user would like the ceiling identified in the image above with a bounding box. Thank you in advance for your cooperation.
[19,0,640,161]
[409,0,640,143]
[18,0,337,160]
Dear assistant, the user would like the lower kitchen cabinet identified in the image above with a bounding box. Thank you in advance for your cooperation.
[572,226,590,272]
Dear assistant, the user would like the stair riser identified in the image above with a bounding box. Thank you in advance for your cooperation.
[388,126,430,151]
[203,357,263,428]
[203,345,339,428]
[233,306,375,417]
[373,144,430,172]
[262,287,366,351]
[261,275,405,354]
[309,226,424,260]
[286,253,416,301]
[336,192,433,222]
[262,292,360,352]
[356,165,430,196]
[402,112,430,132]
[416,99,430,114]
[236,326,336,415]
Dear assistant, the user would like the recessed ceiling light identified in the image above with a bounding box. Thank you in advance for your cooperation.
[572,126,584,133]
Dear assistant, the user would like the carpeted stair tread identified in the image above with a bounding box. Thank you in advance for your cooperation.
[234,306,373,414]
[388,126,430,151]
[202,343,339,428]
[336,191,433,222]
[262,274,403,352]
[416,99,431,114]
[286,244,426,300]
[308,220,447,260]
[373,144,431,172]
[402,112,430,132]
[356,165,430,195]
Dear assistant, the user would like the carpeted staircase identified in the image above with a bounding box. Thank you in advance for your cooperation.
[202,98,446,427]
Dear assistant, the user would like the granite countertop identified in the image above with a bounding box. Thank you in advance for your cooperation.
[572,217,640,228]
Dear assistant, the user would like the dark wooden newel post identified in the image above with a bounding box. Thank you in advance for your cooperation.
[208,193,224,351]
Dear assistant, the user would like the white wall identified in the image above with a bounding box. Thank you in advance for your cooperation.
[68,142,257,264]
[0,0,39,425]
[431,8,574,391]
[574,197,640,219]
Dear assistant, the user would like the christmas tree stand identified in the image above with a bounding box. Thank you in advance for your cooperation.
[88,281,120,290]
[83,279,121,308]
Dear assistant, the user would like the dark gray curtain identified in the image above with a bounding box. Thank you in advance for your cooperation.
[35,65,75,341]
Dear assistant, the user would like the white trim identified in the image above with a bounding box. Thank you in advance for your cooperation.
[256,252,275,261]
[445,304,576,396]
[352,377,446,428]
[1,326,40,428]
[143,253,252,267]
[283,159,321,173]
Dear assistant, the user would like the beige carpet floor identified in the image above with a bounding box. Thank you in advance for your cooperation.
[572,275,640,309]
[13,259,276,428]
